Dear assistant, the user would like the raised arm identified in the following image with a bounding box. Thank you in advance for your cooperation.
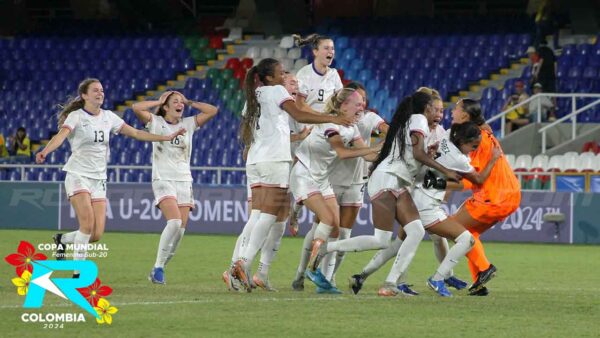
[131,100,161,125]
[36,127,70,163]
[282,101,354,126]
[119,124,185,142]
[189,100,218,127]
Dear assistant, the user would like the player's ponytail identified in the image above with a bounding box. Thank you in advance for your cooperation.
[239,58,280,147]
[450,121,481,148]
[57,78,99,128]
[371,91,432,173]
[323,88,357,116]
[293,33,332,50]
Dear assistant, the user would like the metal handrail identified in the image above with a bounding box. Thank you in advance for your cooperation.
[485,93,600,139]
[0,164,245,184]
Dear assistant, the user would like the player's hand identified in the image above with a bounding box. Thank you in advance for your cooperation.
[444,169,462,183]
[491,144,503,160]
[299,126,313,140]
[35,152,46,164]
[158,91,173,104]
[165,128,186,141]
[371,142,383,153]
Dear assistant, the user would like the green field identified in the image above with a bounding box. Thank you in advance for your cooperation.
[1,229,599,338]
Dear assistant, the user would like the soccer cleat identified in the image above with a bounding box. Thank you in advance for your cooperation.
[377,283,399,297]
[445,276,468,290]
[307,239,326,272]
[72,273,80,279]
[316,286,343,294]
[253,274,277,292]
[232,260,251,292]
[349,274,365,295]
[427,278,452,297]
[305,268,333,289]
[469,286,489,296]
[148,267,165,284]
[222,270,239,291]
[291,277,305,291]
[53,233,65,260]
[468,264,497,293]
[397,283,419,296]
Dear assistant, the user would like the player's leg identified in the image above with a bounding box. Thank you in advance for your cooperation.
[426,218,474,297]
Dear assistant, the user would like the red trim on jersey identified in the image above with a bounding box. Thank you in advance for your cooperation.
[115,123,125,134]
[369,188,407,201]
[410,129,426,137]
[157,195,177,204]
[61,125,74,132]
[324,128,339,138]
[339,202,363,207]
[376,120,386,130]
[91,198,107,203]
[297,92,308,98]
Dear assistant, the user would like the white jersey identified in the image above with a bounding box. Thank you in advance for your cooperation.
[414,137,474,203]
[296,63,343,112]
[427,124,446,150]
[289,117,306,158]
[146,115,198,182]
[247,85,294,164]
[330,111,385,186]
[374,114,429,184]
[62,109,124,180]
[295,123,361,183]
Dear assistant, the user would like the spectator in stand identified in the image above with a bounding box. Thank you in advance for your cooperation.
[533,40,557,95]
[8,127,31,160]
[503,81,530,134]
[528,83,555,122]
[527,46,541,85]
[534,0,560,49]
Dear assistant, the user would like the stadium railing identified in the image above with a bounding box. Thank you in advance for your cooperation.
[486,93,600,147]
[0,164,245,185]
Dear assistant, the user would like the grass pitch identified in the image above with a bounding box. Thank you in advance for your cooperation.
[1,229,599,337]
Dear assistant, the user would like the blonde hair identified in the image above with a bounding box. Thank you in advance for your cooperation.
[57,78,100,127]
[323,88,357,116]
[416,87,442,101]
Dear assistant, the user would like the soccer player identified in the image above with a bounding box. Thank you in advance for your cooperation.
[313,91,461,297]
[131,91,218,284]
[228,58,354,292]
[37,78,184,277]
[451,98,521,296]
[290,88,382,293]
[316,81,389,287]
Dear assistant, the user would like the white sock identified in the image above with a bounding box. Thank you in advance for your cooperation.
[432,231,474,281]
[430,233,449,263]
[361,237,402,278]
[240,213,277,269]
[258,220,286,278]
[61,231,77,244]
[295,222,318,280]
[326,228,392,253]
[232,209,260,265]
[313,222,334,241]
[165,228,185,266]
[154,219,182,268]
[332,228,352,276]
[385,220,425,284]
[320,237,338,281]
[73,231,91,275]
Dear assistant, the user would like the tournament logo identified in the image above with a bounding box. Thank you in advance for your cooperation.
[5,240,118,326]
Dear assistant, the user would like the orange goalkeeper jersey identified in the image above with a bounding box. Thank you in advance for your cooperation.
[462,128,521,204]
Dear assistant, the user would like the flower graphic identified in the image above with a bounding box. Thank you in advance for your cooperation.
[78,278,113,307]
[4,241,47,276]
[94,298,118,325]
[11,270,32,296]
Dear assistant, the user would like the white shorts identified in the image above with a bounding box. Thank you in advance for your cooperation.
[412,187,446,228]
[332,183,365,207]
[290,162,335,203]
[64,172,106,202]
[367,171,411,201]
[246,161,291,202]
[152,180,194,209]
